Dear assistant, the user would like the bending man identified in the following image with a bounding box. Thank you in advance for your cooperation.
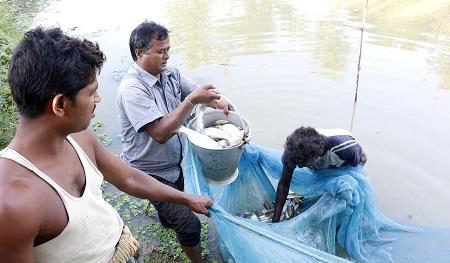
[272,126,367,223]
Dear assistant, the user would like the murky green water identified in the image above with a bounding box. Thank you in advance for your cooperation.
[28,0,450,261]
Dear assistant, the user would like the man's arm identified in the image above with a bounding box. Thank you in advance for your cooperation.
[337,142,366,167]
[272,169,294,223]
[72,129,213,216]
[143,84,221,143]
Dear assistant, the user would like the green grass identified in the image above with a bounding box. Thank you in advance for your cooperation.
[0,1,31,149]
[101,180,215,263]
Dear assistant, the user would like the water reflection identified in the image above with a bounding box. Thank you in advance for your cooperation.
[28,0,450,87]
[366,0,450,47]
[435,51,450,90]
[164,0,363,80]
[161,0,450,90]
[364,0,450,91]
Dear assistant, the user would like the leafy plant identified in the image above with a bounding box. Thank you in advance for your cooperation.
[102,181,213,263]
[0,88,18,148]
[0,1,32,149]
[96,133,112,146]
[92,120,105,131]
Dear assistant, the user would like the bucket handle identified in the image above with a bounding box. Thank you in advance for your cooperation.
[188,95,251,144]
[219,95,245,128]
[219,95,251,144]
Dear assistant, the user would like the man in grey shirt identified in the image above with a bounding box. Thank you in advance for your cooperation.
[116,20,232,263]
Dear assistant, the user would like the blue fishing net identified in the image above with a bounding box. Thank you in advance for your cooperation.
[182,142,424,263]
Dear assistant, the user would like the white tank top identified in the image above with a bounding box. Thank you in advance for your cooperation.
[0,136,123,262]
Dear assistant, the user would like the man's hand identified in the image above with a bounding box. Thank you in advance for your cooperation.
[208,97,234,116]
[186,85,221,105]
[187,195,213,217]
[186,84,234,115]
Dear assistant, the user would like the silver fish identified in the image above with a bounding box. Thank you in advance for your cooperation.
[194,104,206,134]
[235,193,304,222]
[213,119,229,126]
[178,126,221,150]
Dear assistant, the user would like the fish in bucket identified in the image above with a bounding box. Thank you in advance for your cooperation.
[179,98,251,186]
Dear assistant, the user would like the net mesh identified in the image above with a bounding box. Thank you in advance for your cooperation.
[183,142,424,263]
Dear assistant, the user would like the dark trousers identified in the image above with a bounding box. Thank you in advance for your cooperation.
[149,172,201,247]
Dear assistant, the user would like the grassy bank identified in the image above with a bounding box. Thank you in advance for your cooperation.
[0,1,31,149]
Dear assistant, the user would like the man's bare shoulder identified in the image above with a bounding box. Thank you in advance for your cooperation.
[0,157,45,219]
[70,128,120,170]
[70,128,97,144]
[70,128,132,186]
[70,129,100,160]
[0,158,42,256]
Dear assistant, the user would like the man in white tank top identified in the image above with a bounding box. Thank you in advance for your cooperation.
[0,26,213,263]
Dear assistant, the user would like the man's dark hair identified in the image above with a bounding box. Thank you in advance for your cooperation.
[129,20,170,61]
[284,126,326,167]
[8,26,106,118]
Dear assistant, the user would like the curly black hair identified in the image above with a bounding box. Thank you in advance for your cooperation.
[284,126,326,168]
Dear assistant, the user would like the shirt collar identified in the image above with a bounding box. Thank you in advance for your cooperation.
[132,63,173,88]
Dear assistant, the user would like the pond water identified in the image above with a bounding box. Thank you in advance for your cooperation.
[29,0,450,261]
